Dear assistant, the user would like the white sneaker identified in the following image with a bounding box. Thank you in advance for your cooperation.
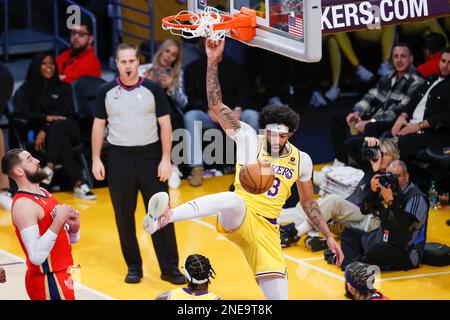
[73,184,97,200]
[355,65,374,82]
[168,165,182,189]
[377,60,392,77]
[324,85,341,102]
[309,91,327,108]
[41,167,54,185]
[0,191,13,211]
[143,192,172,235]
[268,96,284,107]
[332,159,345,167]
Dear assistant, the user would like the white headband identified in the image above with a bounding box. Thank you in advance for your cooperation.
[266,123,290,133]
[183,260,209,285]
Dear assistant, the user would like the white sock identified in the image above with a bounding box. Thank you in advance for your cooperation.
[295,220,313,237]
[171,192,244,224]
[257,276,288,300]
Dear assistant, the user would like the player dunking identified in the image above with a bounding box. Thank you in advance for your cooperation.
[144,39,344,300]
[1,148,80,300]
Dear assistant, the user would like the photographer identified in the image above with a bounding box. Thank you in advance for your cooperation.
[282,137,399,248]
[340,160,429,271]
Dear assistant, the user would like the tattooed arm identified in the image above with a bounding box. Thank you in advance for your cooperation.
[205,38,241,134]
[297,180,332,238]
[296,179,344,266]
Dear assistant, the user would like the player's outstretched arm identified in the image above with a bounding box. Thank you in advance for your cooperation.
[296,180,344,266]
[205,38,241,135]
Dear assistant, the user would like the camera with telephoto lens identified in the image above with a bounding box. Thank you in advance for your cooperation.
[362,141,381,161]
[378,172,399,194]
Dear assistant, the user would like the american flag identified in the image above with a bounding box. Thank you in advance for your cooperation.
[288,14,303,38]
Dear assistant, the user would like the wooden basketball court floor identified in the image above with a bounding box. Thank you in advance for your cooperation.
[1,173,449,300]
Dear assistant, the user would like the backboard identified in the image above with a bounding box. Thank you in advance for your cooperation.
[188,0,322,62]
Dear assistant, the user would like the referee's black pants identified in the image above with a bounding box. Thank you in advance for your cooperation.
[108,144,180,276]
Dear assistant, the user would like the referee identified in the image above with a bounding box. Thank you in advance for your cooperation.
[92,43,183,284]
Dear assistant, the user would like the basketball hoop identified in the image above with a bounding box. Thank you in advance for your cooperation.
[162,6,257,41]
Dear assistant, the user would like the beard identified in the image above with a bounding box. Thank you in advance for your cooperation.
[439,70,449,78]
[24,168,49,184]
[266,141,286,158]
[70,42,89,57]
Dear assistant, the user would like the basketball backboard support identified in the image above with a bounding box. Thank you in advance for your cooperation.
[188,0,322,62]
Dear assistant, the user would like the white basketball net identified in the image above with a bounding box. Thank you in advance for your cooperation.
[162,6,229,41]
[278,0,303,15]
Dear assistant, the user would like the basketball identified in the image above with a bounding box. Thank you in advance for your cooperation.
[239,160,275,194]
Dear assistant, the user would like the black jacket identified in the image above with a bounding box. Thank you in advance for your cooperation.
[362,182,429,252]
[13,80,75,128]
[0,64,13,116]
[400,74,450,131]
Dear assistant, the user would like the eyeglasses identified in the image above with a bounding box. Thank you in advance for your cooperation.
[70,30,90,37]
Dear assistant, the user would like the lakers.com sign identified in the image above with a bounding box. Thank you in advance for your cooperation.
[322,0,450,34]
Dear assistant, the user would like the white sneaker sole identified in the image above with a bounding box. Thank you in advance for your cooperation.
[143,192,169,235]
[74,193,97,200]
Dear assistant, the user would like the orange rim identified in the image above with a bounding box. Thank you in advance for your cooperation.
[162,7,256,32]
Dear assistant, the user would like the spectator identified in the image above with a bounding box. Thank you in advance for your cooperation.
[329,43,424,165]
[0,128,12,211]
[340,160,429,271]
[390,47,450,161]
[141,39,188,189]
[323,27,396,102]
[183,40,259,187]
[344,262,389,300]
[92,43,183,285]
[56,15,101,84]
[142,39,188,128]
[281,137,399,248]
[13,53,96,200]
[417,32,447,77]
[0,63,14,211]
[155,254,221,300]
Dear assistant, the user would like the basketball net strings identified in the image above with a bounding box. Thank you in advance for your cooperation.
[163,6,228,40]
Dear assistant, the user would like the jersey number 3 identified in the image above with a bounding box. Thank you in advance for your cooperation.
[267,177,281,197]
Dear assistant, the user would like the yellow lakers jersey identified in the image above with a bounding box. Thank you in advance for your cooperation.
[234,135,301,219]
[167,287,221,300]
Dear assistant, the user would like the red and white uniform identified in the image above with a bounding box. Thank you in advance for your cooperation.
[12,188,75,300]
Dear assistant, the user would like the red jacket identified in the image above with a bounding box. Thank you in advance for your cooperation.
[56,47,101,84]
[417,51,441,78]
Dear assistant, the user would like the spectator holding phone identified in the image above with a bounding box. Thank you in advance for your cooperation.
[142,39,188,122]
